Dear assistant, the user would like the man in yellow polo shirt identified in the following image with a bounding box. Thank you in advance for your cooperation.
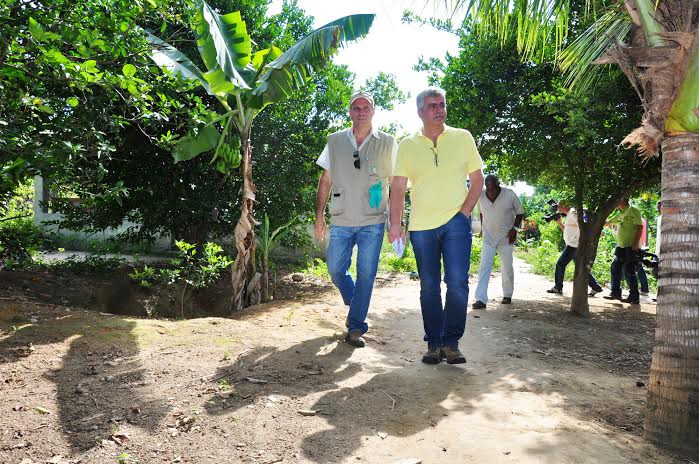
[389,87,484,365]
[603,197,643,304]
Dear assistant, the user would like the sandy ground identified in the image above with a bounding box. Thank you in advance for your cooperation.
[0,258,681,464]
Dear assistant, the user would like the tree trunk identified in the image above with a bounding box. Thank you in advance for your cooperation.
[644,133,699,460]
[230,130,261,311]
[570,167,590,317]
[570,223,600,317]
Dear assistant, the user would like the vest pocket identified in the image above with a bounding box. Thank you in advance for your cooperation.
[362,183,387,217]
[329,188,345,216]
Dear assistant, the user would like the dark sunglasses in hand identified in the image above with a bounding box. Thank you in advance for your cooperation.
[353,150,360,169]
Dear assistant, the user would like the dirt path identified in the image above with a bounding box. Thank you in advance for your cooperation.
[0,258,680,464]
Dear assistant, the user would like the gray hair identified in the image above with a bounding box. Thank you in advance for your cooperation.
[484,174,500,186]
[416,87,446,111]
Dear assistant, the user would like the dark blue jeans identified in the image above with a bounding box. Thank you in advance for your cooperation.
[610,247,639,302]
[410,212,471,349]
[554,245,602,292]
[630,265,649,293]
[326,223,385,334]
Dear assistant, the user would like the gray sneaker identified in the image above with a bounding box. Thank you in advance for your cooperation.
[345,330,365,348]
[441,346,466,364]
[421,347,442,364]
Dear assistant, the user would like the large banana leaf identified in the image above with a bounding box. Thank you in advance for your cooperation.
[192,0,253,89]
[140,28,214,95]
[172,125,220,162]
[253,14,375,104]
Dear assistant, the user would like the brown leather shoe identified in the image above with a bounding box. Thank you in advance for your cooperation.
[440,346,466,364]
[345,330,365,348]
[421,347,441,364]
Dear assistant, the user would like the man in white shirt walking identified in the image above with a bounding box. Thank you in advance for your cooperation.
[472,175,524,309]
[546,201,604,295]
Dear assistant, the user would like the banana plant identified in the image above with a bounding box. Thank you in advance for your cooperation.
[143,1,374,311]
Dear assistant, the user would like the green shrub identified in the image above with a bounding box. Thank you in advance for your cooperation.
[538,220,564,251]
[0,218,55,270]
[128,240,233,317]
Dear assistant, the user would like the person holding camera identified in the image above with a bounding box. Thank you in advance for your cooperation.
[603,198,643,305]
[546,201,603,296]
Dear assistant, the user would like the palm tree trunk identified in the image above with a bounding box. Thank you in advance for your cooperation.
[230,129,261,311]
[644,132,699,460]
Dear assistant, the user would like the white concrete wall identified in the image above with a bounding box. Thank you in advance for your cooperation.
[33,176,171,252]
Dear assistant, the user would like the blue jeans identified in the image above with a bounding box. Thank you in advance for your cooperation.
[410,212,472,348]
[554,245,603,292]
[630,265,649,293]
[326,223,385,334]
[610,247,639,302]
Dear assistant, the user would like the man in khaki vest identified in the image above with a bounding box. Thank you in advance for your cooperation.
[315,91,397,348]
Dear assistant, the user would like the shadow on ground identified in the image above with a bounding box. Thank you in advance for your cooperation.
[0,301,169,452]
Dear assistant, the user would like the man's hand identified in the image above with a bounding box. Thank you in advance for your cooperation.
[314,217,326,241]
[508,228,517,244]
[388,223,404,244]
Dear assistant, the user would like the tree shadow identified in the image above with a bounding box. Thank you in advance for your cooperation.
[299,362,476,463]
[202,335,366,418]
[0,300,169,452]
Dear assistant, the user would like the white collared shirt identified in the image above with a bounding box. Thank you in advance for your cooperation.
[563,208,580,248]
[316,127,390,170]
[478,187,524,245]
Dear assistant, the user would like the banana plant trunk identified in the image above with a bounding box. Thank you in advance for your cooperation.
[261,255,269,303]
[644,132,699,460]
[231,129,261,311]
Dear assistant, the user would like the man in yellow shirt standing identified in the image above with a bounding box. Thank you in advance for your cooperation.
[389,87,484,364]
[603,198,644,304]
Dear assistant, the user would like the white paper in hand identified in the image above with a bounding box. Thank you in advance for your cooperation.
[392,237,406,258]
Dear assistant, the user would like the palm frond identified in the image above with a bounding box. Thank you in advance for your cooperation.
[451,0,572,59]
[559,9,631,91]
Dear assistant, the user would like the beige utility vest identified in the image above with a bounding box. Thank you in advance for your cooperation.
[328,130,394,227]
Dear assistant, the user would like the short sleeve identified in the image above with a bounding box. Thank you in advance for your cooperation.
[463,131,483,174]
[316,144,329,170]
[631,208,643,226]
[512,191,525,215]
[393,139,411,178]
[390,140,398,175]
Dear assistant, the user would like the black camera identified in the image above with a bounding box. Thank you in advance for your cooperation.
[543,199,566,222]
[635,248,659,278]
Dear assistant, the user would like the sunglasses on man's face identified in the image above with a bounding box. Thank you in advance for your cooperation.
[353,150,360,169]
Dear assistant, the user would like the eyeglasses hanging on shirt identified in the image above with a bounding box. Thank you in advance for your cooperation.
[353,150,360,169]
[430,146,439,167]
